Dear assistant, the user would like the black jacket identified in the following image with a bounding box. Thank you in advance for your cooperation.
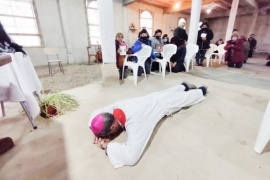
[197,28,214,49]
[173,27,188,41]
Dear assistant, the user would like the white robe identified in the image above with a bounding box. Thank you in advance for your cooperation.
[89,85,205,168]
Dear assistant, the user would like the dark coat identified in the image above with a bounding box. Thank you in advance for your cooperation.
[173,27,188,41]
[170,46,186,73]
[197,28,214,50]
[224,39,244,63]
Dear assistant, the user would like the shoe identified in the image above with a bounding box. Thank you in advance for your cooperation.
[198,86,208,96]
[181,81,197,91]
[0,137,14,155]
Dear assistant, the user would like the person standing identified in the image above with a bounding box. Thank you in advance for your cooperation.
[115,33,128,80]
[173,21,188,41]
[195,22,214,66]
[248,34,257,58]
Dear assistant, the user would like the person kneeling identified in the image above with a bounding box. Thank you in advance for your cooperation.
[224,35,245,68]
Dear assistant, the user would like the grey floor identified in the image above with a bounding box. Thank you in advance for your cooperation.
[189,53,270,90]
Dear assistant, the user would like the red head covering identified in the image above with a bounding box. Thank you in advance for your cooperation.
[113,108,126,127]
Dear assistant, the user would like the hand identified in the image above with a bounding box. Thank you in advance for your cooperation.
[117,48,121,53]
[202,37,206,41]
[230,44,234,47]
[95,137,109,149]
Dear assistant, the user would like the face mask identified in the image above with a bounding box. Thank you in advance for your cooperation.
[141,36,148,40]
[156,36,160,39]
[163,38,168,42]
[232,37,237,41]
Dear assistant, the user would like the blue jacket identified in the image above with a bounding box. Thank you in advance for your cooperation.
[131,39,156,62]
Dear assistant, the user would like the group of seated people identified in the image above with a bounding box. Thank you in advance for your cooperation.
[115,28,188,80]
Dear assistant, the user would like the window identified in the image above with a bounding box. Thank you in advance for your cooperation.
[178,18,186,29]
[140,10,152,36]
[86,0,101,45]
[0,0,41,46]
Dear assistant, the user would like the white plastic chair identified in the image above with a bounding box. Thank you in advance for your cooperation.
[212,44,227,65]
[122,45,152,85]
[44,48,65,75]
[151,44,177,77]
[205,44,217,67]
[184,44,199,72]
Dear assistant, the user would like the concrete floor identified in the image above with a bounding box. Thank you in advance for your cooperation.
[0,55,270,180]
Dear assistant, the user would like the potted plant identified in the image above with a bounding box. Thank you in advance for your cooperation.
[38,92,79,118]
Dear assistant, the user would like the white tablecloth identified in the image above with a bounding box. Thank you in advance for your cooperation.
[0,52,41,119]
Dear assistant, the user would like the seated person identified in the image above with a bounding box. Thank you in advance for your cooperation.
[224,34,244,68]
[169,37,186,73]
[150,29,164,53]
[131,29,156,76]
[162,34,170,45]
[89,82,208,168]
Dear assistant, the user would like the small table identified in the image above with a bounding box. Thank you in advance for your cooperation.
[0,53,41,129]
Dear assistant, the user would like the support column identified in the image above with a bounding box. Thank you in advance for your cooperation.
[247,9,258,36]
[224,0,239,41]
[97,0,116,64]
[97,0,118,86]
[188,0,202,44]
[58,0,75,64]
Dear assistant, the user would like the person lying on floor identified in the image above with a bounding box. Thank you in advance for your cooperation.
[88,82,207,168]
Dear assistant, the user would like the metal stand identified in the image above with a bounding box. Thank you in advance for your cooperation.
[20,101,37,129]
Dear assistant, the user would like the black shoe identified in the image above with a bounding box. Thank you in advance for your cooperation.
[0,137,14,155]
[198,86,208,96]
[181,81,197,91]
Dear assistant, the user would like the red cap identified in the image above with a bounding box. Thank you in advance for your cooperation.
[113,108,126,127]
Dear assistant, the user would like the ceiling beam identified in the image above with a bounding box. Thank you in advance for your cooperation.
[213,2,230,10]
[219,0,232,7]
[243,0,258,9]
[123,0,137,5]
[164,0,219,13]
[201,6,255,19]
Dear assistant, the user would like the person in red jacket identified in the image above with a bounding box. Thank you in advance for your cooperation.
[224,34,244,68]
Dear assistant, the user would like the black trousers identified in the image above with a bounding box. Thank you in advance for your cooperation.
[138,58,151,76]
[228,61,243,68]
[195,50,207,65]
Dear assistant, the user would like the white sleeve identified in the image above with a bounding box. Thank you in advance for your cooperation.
[88,103,117,127]
[106,121,154,168]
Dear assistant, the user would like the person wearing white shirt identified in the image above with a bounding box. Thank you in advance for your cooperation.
[88,82,207,168]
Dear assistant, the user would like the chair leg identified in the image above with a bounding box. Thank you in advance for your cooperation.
[59,62,64,74]
[1,102,5,117]
[48,62,51,75]
[168,61,172,74]
[20,102,37,129]
[133,66,138,85]
[142,66,147,80]
[161,61,166,78]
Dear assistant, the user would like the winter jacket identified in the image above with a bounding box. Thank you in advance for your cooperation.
[197,28,214,50]
[224,39,244,63]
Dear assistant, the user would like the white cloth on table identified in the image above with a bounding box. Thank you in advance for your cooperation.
[0,52,41,119]
[89,85,205,168]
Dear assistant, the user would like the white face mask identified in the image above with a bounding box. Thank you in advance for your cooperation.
[163,38,168,42]
[232,37,237,41]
